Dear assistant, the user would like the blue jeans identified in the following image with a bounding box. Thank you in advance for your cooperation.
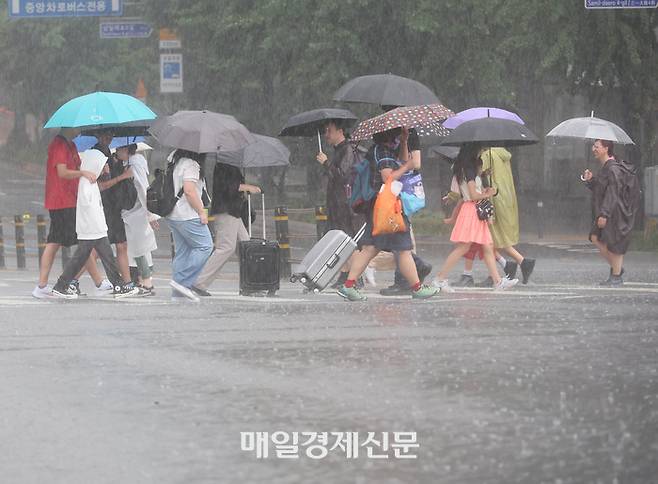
[168,218,213,288]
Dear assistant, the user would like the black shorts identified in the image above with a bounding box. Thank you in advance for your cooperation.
[105,209,127,244]
[47,208,78,247]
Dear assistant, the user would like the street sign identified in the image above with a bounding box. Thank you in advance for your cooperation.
[100,19,152,39]
[160,53,183,93]
[159,28,181,49]
[585,0,658,8]
[7,0,123,18]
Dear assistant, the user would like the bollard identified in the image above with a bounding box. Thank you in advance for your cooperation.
[0,217,5,269]
[537,200,544,240]
[208,214,216,244]
[14,215,26,269]
[274,206,291,278]
[315,205,328,240]
[37,214,47,262]
[170,232,175,260]
[61,245,71,268]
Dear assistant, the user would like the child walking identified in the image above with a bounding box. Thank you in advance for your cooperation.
[432,144,518,292]
[51,149,140,299]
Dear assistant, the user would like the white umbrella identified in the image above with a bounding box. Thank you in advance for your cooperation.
[546,112,634,145]
[110,142,153,154]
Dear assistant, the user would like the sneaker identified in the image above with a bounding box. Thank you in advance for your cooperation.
[412,284,439,299]
[417,262,433,283]
[191,286,212,297]
[69,279,87,296]
[337,284,367,301]
[95,278,114,295]
[432,279,455,293]
[504,261,518,279]
[32,284,54,299]
[169,280,200,302]
[379,284,411,296]
[520,258,536,284]
[475,276,494,288]
[453,274,475,287]
[330,272,348,289]
[113,283,140,299]
[600,273,624,287]
[363,267,377,287]
[51,284,78,299]
[494,277,519,291]
[139,286,156,297]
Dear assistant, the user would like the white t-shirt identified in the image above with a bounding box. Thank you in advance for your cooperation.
[168,157,206,221]
[452,175,483,202]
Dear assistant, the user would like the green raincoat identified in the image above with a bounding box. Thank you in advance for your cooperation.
[479,147,519,248]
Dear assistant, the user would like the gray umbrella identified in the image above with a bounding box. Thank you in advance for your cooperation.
[332,74,440,107]
[148,110,256,153]
[216,134,290,169]
[546,113,634,145]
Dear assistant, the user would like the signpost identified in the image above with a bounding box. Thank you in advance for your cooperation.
[160,53,183,94]
[585,0,658,8]
[100,19,152,39]
[8,0,123,17]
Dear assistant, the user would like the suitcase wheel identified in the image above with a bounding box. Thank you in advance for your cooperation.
[300,277,307,284]
[290,275,298,283]
[313,288,320,294]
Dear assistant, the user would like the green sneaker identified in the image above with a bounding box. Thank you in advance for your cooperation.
[411,284,438,300]
[337,285,367,301]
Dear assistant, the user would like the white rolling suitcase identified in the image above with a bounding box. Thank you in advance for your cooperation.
[290,223,366,293]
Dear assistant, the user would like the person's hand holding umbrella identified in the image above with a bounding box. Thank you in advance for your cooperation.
[316,151,328,165]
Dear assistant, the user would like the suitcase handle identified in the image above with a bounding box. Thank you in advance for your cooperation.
[247,191,266,239]
[327,254,339,269]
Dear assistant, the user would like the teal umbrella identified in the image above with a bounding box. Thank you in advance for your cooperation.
[43,91,156,129]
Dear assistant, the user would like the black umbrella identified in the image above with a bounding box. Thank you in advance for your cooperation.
[279,107,357,151]
[428,145,460,161]
[439,118,539,147]
[333,74,440,107]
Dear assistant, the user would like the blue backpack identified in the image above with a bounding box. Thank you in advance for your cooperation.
[348,147,378,214]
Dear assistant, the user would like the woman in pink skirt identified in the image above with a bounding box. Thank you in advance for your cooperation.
[432,145,518,292]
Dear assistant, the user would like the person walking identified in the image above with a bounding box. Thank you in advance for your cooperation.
[32,128,111,299]
[51,149,139,299]
[316,118,361,288]
[116,142,158,295]
[191,162,261,296]
[432,145,518,292]
[582,139,640,286]
[95,129,133,287]
[336,127,437,301]
[166,149,214,301]
[454,147,535,287]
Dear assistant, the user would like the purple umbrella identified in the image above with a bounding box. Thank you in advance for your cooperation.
[443,107,524,130]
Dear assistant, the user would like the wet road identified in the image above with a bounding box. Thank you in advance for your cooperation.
[1,251,657,484]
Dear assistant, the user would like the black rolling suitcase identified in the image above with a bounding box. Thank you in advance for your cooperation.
[238,193,280,296]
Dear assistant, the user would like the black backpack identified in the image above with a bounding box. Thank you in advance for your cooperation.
[146,159,184,217]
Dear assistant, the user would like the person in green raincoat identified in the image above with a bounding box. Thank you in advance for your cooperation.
[447,147,535,286]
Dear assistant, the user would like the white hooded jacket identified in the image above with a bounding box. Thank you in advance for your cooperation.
[76,149,108,240]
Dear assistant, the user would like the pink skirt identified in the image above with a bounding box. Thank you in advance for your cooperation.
[450,201,493,246]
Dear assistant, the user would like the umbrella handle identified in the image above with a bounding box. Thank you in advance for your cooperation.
[317,130,322,152]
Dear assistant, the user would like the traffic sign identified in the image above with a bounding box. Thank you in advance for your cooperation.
[100,19,152,39]
[585,0,658,8]
[160,53,183,93]
[8,0,123,18]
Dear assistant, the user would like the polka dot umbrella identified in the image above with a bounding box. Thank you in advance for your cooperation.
[351,104,454,141]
